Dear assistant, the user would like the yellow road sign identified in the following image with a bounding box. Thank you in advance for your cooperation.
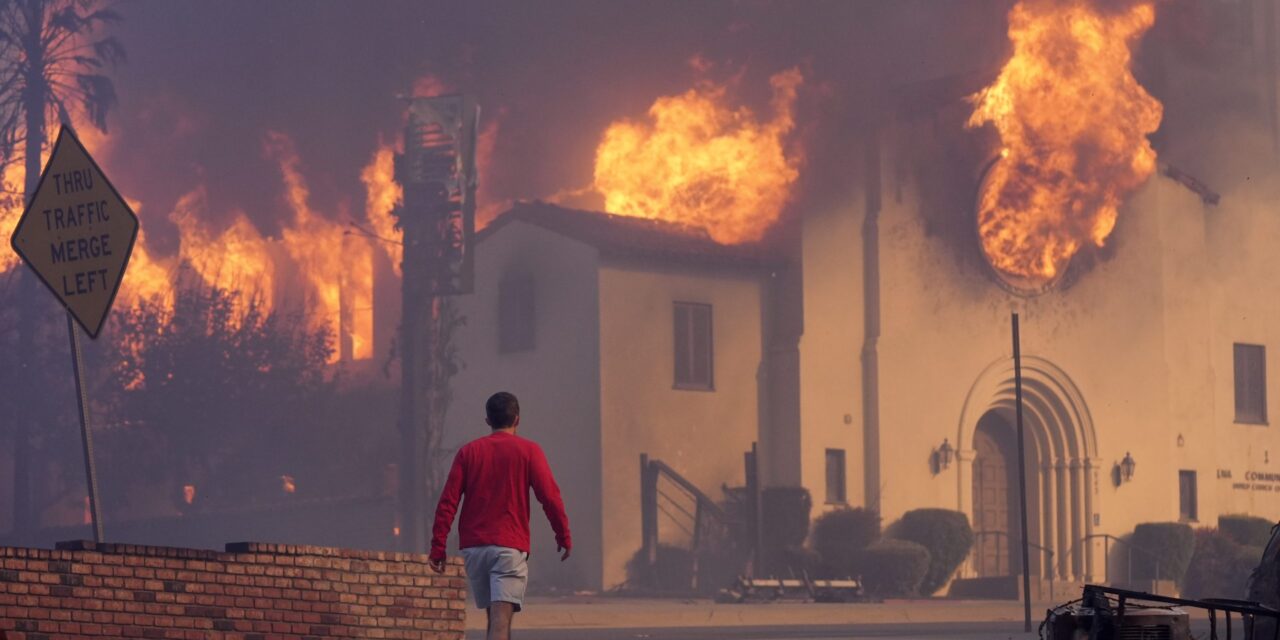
[9,126,138,338]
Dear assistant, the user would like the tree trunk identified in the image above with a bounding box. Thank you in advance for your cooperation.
[12,0,47,541]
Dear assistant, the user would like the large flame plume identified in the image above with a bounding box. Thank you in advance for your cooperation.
[0,124,387,364]
[267,132,375,362]
[361,142,402,273]
[968,0,1162,288]
[592,68,803,244]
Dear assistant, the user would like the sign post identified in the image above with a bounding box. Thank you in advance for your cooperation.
[8,125,140,543]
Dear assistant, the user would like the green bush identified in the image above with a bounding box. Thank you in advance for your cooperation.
[812,507,881,578]
[1183,528,1261,600]
[625,544,693,592]
[1219,515,1276,548]
[859,539,931,598]
[894,509,975,595]
[1131,522,1195,585]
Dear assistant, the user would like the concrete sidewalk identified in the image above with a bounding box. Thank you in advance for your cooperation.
[465,596,1061,630]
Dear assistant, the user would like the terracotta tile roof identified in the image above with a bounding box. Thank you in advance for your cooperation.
[479,201,780,270]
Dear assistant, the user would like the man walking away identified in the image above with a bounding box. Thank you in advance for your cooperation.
[429,391,572,640]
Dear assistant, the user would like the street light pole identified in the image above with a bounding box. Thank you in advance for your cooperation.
[1013,312,1033,632]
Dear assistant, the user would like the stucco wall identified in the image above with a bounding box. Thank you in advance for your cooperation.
[797,188,867,510]
[1204,174,1280,520]
[446,221,603,591]
[795,117,1280,583]
[597,263,764,589]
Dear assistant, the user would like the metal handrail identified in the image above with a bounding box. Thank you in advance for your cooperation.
[1070,533,1164,586]
[639,454,734,592]
[649,459,727,521]
[972,530,1057,598]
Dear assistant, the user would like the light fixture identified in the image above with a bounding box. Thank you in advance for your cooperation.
[938,438,955,471]
[1120,452,1136,483]
[1177,434,1184,448]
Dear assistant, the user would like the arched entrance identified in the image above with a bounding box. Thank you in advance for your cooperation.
[957,356,1099,582]
[972,412,1019,577]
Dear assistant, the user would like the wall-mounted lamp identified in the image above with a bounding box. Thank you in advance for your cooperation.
[1120,452,1136,483]
[937,438,955,471]
[1176,434,1184,448]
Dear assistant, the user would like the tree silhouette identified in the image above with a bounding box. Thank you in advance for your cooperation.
[95,282,336,517]
[0,0,124,535]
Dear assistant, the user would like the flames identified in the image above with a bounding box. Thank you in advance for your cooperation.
[968,0,1163,287]
[167,188,273,316]
[362,142,402,273]
[592,68,803,244]
[0,125,386,364]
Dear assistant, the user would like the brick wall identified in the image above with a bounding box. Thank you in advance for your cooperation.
[0,540,466,640]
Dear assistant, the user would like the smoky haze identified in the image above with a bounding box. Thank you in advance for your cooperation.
[105,0,1014,252]
[5,0,1277,616]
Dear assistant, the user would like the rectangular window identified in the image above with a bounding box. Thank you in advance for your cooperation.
[498,276,535,353]
[825,449,847,504]
[1179,470,1198,522]
[1234,343,1267,424]
[673,302,713,390]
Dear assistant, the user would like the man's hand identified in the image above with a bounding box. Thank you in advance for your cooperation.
[429,556,446,573]
[558,545,571,562]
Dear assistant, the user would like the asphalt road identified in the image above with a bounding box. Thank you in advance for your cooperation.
[464,617,1249,639]
[466,620,1036,639]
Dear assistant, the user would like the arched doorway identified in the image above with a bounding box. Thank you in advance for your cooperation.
[972,412,1019,577]
[957,356,1098,582]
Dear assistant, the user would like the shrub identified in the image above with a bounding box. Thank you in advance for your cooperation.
[1183,528,1262,600]
[812,507,881,578]
[1131,522,1195,585]
[859,539,931,598]
[625,544,693,592]
[894,508,975,595]
[1220,514,1276,548]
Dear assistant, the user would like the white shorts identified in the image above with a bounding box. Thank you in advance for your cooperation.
[461,545,529,611]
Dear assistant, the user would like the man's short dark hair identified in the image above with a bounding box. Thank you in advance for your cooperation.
[486,392,520,428]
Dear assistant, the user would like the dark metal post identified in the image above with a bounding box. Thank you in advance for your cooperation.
[1105,536,1110,583]
[745,442,761,577]
[1013,312,1033,631]
[640,454,658,568]
[67,312,103,542]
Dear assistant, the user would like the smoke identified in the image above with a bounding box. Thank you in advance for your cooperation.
[97,1,1015,254]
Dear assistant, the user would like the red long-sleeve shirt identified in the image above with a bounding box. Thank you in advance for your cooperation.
[430,431,571,562]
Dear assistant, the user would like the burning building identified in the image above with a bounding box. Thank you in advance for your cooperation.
[439,0,1280,594]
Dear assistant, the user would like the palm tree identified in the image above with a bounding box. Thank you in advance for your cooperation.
[0,0,123,539]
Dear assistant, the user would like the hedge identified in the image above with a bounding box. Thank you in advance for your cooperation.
[1219,514,1276,548]
[1131,522,1195,585]
[859,539,931,598]
[1183,528,1261,600]
[812,507,881,578]
[894,508,975,595]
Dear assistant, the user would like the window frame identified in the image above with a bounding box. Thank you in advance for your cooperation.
[825,448,847,505]
[1179,470,1198,523]
[497,274,536,354]
[1234,342,1267,425]
[672,301,714,391]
